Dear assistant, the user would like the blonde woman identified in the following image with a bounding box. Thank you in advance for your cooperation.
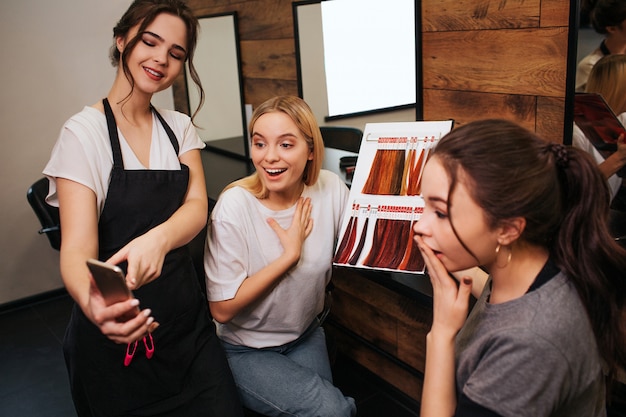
[574,54,626,204]
[205,95,356,417]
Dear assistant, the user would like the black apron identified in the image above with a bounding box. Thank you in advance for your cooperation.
[63,99,242,417]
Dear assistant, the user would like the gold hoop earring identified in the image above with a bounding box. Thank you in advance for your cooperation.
[495,244,512,268]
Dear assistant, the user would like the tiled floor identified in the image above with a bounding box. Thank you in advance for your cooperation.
[0,292,419,417]
[0,292,76,417]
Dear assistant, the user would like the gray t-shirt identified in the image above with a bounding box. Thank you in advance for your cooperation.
[455,272,606,417]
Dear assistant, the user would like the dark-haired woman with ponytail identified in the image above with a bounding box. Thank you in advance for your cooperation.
[414,119,626,416]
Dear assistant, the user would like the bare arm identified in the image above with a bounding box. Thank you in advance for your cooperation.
[416,236,474,417]
[209,197,313,323]
[57,178,99,308]
[597,134,626,179]
[57,178,154,344]
[107,149,208,289]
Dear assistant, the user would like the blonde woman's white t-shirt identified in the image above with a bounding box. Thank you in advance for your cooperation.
[205,170,349,348]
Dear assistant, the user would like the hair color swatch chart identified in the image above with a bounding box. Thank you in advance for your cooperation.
[333,120,453,274]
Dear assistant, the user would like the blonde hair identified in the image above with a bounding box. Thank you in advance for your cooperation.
[223,96,325,199]
[586,54,626,114]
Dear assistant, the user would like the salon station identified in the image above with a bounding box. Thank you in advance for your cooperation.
[3,0,625,414]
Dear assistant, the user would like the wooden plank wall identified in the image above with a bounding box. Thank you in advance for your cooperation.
[182,0,572,142]
[182,0,574,402]
[422,0,571,141]
[326,268,433,400]
[181,0,299,112]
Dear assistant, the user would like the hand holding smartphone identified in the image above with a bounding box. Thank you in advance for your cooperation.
[86,258,139,322]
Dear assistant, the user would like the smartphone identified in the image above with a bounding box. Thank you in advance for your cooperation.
[86,258,138,321]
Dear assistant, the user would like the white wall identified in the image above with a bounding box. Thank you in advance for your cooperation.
[1,0,418,305]
[296,2,416,130]
[187,14,244,142]
[0,0,173,304]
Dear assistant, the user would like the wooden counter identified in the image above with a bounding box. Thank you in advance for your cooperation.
[326,267,433,402]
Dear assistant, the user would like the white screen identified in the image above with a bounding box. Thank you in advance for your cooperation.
[321,0,416,118]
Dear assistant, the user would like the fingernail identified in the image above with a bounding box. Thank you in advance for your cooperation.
[130,299,140,306]
[146,317,154,325]
[142,309,152,317]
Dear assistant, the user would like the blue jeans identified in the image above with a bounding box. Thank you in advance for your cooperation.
[221,325,357,417]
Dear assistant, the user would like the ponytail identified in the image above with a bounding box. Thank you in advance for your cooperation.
[550,143,626,382]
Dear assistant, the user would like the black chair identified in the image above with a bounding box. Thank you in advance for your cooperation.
[320,126,363,183]
[319,126,363,154]
[27,177,61,251]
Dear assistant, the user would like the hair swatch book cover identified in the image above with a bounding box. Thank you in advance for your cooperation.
[333,120,453,274]
[574,92,626,177]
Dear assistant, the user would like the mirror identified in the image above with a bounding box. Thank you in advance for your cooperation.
[186,12,249,159]
[576,8,605,87]
[563,2,602,146]
[293,0,419,126]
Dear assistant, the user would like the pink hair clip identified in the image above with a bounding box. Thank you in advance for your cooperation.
[124,333,155,366]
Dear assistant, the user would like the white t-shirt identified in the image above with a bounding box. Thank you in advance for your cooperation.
[43,105,205,216]
[205,170,349,348]
[572,112,625,200]
[576,48,605,92]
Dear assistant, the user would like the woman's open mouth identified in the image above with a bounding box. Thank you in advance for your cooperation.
[265,168,287,177]
[144,67,164,80]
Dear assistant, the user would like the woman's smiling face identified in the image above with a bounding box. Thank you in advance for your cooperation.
[413,156,500,272]
[250,111,313,203]
[118,13,188,95]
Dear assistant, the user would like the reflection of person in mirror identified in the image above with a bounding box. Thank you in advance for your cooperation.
[574,54,626,205]
[205,95,356,417]
[415,119,626,416]
[42,1,242,415]
[576,0,626,91]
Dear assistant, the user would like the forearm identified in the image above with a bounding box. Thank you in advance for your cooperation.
[149,196,207,253]
[147,150,208,253]
[210,251,299,323]
[421,331,458,417]
[599,152,626,179]
[56,178,99,313]
[60,243,98,315]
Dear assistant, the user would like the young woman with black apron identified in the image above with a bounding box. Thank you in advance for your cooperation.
[62,99,242,416]
[44,2,243,414]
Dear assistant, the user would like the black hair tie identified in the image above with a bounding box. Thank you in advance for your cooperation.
[549,143,569,169]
